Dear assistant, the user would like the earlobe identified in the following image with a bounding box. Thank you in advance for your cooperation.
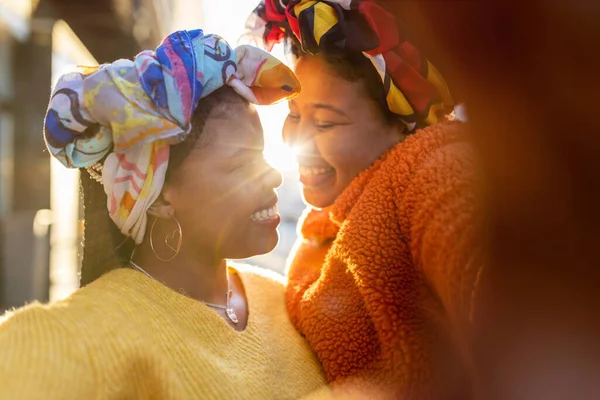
[147,195,175,220]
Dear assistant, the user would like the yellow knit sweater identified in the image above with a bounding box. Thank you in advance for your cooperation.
[0,264,328,399]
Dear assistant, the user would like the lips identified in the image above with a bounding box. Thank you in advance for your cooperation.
[250,203,279,222]
[250,197,280,226]
[298,164,336,187]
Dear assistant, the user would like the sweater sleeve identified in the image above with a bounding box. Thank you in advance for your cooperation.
[0,306,96,399]
[401,138,482,328]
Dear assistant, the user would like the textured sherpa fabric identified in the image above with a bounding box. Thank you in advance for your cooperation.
[287,121,481,398]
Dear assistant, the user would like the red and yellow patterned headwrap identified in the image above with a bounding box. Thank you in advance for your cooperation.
[243,0,454,130]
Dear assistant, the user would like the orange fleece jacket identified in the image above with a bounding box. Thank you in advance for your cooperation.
[286,122,481,397]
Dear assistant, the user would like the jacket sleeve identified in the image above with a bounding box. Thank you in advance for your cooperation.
[0,306,96,399]
[286,236,333,328]
[401,138,482,328]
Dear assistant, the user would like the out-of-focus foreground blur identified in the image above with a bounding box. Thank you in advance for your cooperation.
[380,2,600,399]
[0,0,304,312]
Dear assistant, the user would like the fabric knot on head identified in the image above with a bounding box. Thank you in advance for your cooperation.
[43,29,300,244]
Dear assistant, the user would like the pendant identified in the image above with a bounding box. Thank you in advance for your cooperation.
[226,307,239,324]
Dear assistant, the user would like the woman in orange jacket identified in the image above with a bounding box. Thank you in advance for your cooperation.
[244,0,481,397]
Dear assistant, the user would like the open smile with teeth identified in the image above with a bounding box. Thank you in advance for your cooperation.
[250,204,279,222]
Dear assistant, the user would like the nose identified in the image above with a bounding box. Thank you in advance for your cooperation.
[262,162,283,189]
[282,124,319,158]
[293,136,319,158]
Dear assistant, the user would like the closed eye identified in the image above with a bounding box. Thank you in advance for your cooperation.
[286,113,300,122]
[315,122,336,131]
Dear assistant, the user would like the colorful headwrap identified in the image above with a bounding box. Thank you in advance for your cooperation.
[44,29,300,244]
[243,0,454,130]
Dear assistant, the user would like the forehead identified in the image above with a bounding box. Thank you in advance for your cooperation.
[293,55,364,108]
[167,101,263,185]
[202,101,263,154]
[209,98,262,136]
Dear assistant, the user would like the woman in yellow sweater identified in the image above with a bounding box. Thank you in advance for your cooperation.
[0,29,328,399]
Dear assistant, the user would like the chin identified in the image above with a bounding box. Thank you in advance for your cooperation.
[231,230,279,259]
[302,188,337,209]
[253,233,279,256]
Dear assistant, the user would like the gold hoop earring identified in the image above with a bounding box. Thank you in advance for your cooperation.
[150,215,183,262]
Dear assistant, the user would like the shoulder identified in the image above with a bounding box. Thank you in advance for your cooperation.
[230,263,289,303]
[398,124,480,245]
[0,268,141,339]
[390,121,469,165]
[0,301,90,363]
[413,120,467,145]
[1,301,69,334]
[230,263,290,315]
[230,262,286,288]
[382,122,474,186]
[409,122,476,182]
[1,288,95,341]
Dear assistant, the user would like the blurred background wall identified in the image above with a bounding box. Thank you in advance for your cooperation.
[0,0,304,312]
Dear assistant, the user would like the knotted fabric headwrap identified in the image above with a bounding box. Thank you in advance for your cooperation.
[43,29,300,244]
[243,0,454,130]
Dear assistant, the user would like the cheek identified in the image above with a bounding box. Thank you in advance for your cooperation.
[204,171,275,239]
[315,130,375,174]
[171,176,250,235]
[201,176,254,220]
[170,182,212,229]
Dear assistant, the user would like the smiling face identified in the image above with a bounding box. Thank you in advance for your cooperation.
[161,88,282,259]
[282,54,404,208]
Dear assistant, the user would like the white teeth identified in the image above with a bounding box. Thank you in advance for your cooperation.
[298,166,334,176]
[250,204,279,222]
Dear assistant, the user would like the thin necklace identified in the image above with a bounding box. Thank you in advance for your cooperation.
[128,260,239,324]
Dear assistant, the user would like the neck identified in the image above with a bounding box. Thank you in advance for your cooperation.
[131,240,229,305]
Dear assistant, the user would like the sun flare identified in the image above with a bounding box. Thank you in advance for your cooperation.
[256,103,298,172]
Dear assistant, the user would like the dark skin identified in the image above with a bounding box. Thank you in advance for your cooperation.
[132,99,282,332]
[283,55,405,208]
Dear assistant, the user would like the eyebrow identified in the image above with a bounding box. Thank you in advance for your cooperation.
[313,103,349,118]
[289,100,349,118]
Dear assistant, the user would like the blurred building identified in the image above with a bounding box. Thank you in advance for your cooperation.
[0,0,304,311]
[0,0,205,311]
